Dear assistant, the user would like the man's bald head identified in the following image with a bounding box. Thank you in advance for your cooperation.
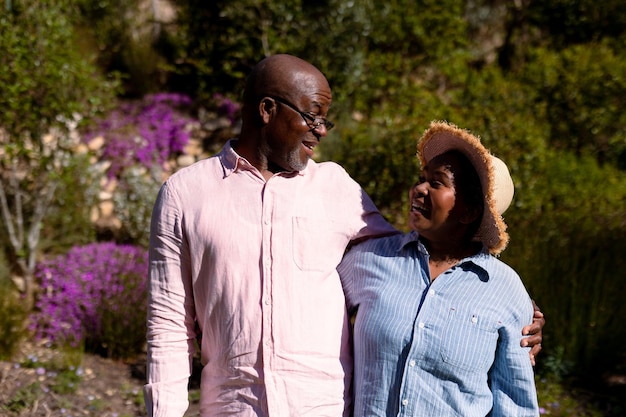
[242,54,330,108]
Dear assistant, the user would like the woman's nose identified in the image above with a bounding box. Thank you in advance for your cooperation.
[413,181,428,197]
[411,182,427,199]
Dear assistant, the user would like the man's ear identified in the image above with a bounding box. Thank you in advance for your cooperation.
[259,97,276,124]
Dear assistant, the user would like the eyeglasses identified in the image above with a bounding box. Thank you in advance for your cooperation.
[271,96,334,131]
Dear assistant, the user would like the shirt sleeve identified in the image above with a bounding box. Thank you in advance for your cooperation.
[144,182,197,417]
[489,294,539,417]
[352,188,399,243]
[319,162,398,243]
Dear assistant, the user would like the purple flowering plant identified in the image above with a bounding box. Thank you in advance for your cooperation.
[212,93,241,124]
[84,93,196,178]
[30,242,148,359]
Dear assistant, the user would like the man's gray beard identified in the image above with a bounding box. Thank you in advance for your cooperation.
[285,148,309,172]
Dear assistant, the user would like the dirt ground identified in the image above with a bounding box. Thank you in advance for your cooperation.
[0,341,201,417]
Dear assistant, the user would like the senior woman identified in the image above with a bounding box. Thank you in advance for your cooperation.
[338,121,539,416]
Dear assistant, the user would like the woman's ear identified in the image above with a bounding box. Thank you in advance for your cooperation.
[460,205,482,225]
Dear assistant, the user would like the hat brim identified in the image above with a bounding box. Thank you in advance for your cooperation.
[417,121,513,255]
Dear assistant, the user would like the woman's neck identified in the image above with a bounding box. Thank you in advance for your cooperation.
[421,238,481,280]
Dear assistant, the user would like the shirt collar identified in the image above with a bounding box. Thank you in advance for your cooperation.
[220,139,309,178]
[398,230,492,280]
[220,139,248,177]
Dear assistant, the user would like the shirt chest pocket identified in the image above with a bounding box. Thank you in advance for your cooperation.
[292,217,348,272]
[439,309,499,373]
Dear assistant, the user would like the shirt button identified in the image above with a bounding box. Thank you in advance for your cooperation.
[402,399,409,406]
[264,219,269,225]
[418,322,425,329]
[409,360,416,367]
[471,315,478,324]
[264,299,270,305]
[428,289,435,296]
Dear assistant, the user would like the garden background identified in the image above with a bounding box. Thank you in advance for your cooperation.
[1,0,626,416]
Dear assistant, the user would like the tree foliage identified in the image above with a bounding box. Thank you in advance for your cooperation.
[527,0,626,46]
[521,42,626,168]
[166,0,306,102]
[0,1,119,305]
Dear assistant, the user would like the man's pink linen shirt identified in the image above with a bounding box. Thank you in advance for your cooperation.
[145,140,396,416]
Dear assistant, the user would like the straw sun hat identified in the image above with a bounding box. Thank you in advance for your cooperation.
[417,121,515,255]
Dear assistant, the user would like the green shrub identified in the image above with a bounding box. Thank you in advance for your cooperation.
[504,151,626,378]
[40,154,99,255]
[112,165,163,247]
